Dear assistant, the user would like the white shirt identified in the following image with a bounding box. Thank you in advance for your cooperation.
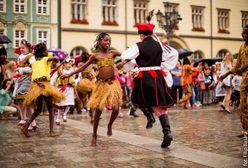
[121,37,178,71]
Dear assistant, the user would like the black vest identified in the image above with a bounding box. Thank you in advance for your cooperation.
[136,36,162,67]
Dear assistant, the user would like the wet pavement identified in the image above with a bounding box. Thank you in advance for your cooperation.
[0,104,246,168]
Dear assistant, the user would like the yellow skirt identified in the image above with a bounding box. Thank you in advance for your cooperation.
[87,79,123,111]
[23,81,65,107]
[76,78,96,95]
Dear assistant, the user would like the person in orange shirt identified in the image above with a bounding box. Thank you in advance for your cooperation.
[179,58,198,109]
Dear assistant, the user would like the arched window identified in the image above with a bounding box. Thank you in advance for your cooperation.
[70,46,87,56]
[192,50,204,62]
[216,49,229,58]
[14,21,27,47]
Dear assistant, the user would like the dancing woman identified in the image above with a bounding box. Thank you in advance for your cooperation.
[62,33,123,146]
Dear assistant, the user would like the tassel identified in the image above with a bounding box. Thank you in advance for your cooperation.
[160,70,167,77]
[148,70,157,78]
[138,71,143,78]
[59,83,67,92]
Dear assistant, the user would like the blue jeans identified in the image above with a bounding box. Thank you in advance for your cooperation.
[195,82,200,102]
[190,84,196,105]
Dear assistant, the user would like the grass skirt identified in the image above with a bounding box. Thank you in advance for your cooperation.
[87,79,123,111]
[23,81,65,107]
[76,78,96,95]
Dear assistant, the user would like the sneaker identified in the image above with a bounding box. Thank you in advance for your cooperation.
[63,115,67,122]
[196,101,202,106]
[192,103,198,108]
[118,112,124,118]
[55,119,60,125]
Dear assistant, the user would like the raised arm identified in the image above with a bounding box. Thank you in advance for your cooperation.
[61,55,95,78]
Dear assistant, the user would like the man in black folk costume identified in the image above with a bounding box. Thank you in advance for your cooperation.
[118,22,178,148]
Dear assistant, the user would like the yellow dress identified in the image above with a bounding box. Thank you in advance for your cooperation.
[24,57,65,107]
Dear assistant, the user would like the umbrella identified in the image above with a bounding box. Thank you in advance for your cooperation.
[48,48,68,60]
[0,46,7,55]
[194,58,223,67]
[177,48,193,59]
[0,35,11,44]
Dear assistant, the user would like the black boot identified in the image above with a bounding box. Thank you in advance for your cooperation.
[140,106,155,129]
[159,114,173,148]
[129,107,138,117]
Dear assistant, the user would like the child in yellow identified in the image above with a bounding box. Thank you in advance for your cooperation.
[21,43,65,137]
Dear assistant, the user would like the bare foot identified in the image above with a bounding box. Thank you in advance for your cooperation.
[107,125,112,137]
[21,126,31,137]
[91,136,97,146]
[49,132,58,137]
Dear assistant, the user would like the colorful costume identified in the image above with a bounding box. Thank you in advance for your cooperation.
[23,57,65,107]
[121,22,178,148]
[87,57,123,111]
[54,68,75,107]
[230,43,248,132]
[180,64,193,108]
[76,66,96,96]
[14,54,33,104]
[121,37,175,109]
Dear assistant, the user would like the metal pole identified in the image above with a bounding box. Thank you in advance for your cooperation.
[58,0,61,48]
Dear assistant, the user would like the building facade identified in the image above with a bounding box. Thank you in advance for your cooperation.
[0,0,58,59]
[61,0,248,61]
[1,0,247,60]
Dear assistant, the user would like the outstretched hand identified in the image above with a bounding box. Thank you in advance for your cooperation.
[116,62,124,70]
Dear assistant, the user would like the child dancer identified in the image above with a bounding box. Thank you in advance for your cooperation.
[21,43,65,137]
[76,52,96,123]
[62,32,123,146]
[52,58,75,125]
[14,39,34,127]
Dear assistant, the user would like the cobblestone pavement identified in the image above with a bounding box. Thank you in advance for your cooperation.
[0,104,246,168]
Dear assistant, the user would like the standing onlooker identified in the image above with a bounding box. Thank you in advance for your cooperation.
[202,67,215,105]
[171,61,182,105]
[220,52,233,113]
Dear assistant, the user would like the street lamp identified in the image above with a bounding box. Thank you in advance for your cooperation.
[156,2,182,45]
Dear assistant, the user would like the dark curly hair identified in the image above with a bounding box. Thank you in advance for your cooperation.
[183,57,191,65]
[94,32,110,50]
[1,78,14,91]
[34,43,47,59]
[81,51,89,62]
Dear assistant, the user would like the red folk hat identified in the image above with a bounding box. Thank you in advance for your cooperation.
[137,23,155,35]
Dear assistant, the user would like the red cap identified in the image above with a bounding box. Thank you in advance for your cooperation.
[137,23,155,35]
